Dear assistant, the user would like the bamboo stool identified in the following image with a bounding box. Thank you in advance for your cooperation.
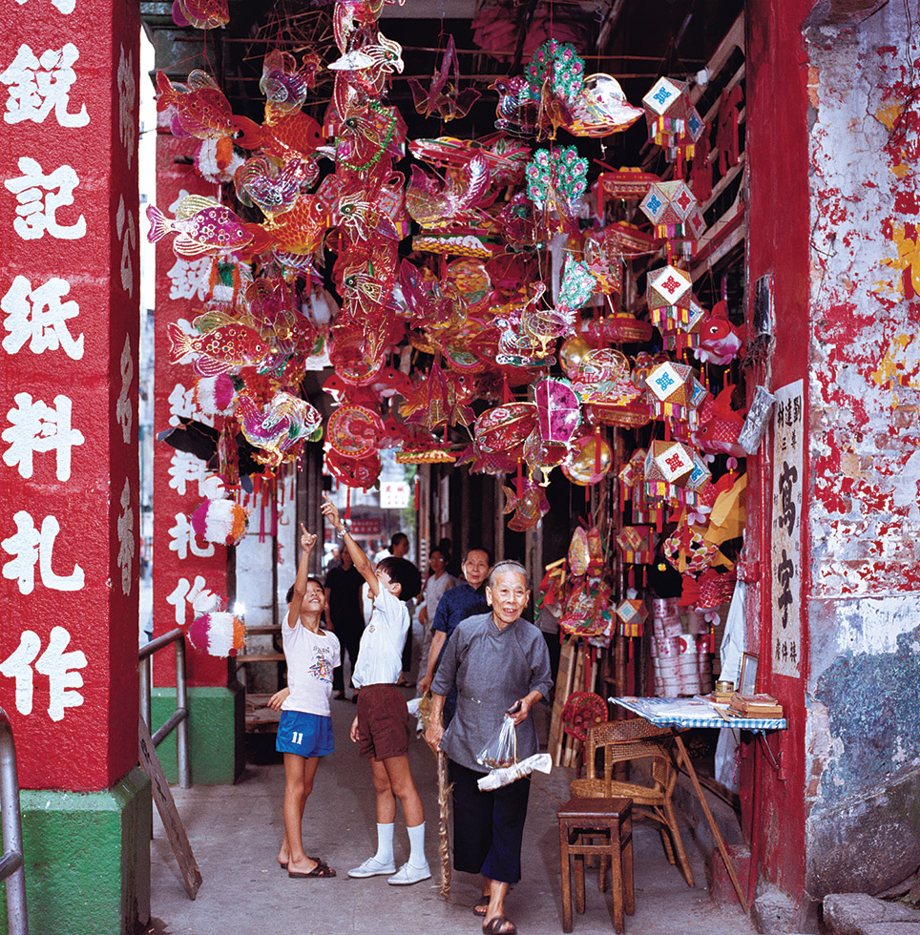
[558,795,634,933]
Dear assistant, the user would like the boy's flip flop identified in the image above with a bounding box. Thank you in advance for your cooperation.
[482,916,517,935]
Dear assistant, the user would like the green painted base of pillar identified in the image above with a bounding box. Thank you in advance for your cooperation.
[0,767,151,935]
[152,682,244,785]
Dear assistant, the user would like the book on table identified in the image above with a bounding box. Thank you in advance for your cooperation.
[728,692,784,718]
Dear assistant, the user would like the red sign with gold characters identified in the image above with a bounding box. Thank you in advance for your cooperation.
[0,0,140,790]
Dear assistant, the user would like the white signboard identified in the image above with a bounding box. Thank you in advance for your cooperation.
[771,380,804,677]
[380,481,410,510]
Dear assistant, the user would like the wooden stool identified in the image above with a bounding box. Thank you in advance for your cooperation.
[558,795,634,933]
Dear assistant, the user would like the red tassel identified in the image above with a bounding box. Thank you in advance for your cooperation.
[345,487,351,520]
[629,637,634,660]
[594,426,602,474]
[502,376,512,405]
[414,476,420,511]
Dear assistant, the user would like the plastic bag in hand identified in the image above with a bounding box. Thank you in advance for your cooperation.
[476,713,518,769]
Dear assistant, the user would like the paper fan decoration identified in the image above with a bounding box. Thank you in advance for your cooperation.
[190,498,249,546]
[188,612,246,657]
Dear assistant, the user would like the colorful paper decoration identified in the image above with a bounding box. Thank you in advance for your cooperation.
[534,378,581,444]
[571,349,641,406]
[326,404,385,458]
[642,76,704,161]
[187,612,246,657]
[525,146,588,222]
[639,179,705,250]
[646,265,694,339]
[616,599,647,638]
[502,478,551,531]
[562,433,613,486]
[190,498,249,546]
[474,403,538,454]
[617,525,655,564]
[408,35,481,122]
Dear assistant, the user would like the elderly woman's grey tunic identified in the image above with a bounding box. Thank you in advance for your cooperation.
[431,611,553,773]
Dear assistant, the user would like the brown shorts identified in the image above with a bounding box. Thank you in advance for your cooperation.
[356,684,409,760]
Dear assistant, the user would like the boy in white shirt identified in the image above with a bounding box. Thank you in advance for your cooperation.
[320,496,430,885]
[269,524,339,878]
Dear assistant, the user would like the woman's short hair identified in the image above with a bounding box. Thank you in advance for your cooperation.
[487,560,529,590]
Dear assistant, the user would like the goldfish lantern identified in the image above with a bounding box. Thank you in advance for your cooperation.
[326,404,385,459]
[190,498,249,546]
[562,433,612,486]
[147,194,254,258]
[502,477,551,531]
[559,335,592,375]
[641,76,704,164]
[188,612,246,657]
[693,300,745,366]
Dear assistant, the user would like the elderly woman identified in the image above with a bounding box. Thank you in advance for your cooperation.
[426,560,553,935]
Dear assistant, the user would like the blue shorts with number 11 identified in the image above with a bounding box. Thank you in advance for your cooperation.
[276,710,334,757]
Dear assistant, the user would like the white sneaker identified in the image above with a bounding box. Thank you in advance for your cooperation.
[387,862,431,885]
[347,856,396,878]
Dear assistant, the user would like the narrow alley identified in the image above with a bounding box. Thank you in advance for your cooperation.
[148,695,757,935]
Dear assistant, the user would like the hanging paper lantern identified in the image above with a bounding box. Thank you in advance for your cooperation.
[646,265,695,343]
[639,180,705,254]
[326,404,385,459]
[325,448,382,489]
[475,403,538,454]
[562,433,613,486]
[616,599,647,638]
[190,498,249,546]
[188,612,246,657]
[559,335,593,376]
[617,525,655,565]
[534,378,581,444]
[663,524,721,575]
[502,478,551,531]
[641,76,704,161]
[570,349,641,406]
[645,360,707,423]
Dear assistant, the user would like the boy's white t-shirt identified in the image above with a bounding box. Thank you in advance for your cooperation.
[281,622,340,716]
[352,587,409,688]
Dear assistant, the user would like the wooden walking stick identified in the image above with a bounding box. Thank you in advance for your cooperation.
[436,749,452,898]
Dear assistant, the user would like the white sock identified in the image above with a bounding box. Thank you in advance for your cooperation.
[374,823,395,865]
[407,821,427,868]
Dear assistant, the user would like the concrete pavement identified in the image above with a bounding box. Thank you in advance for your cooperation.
[147,693,758,935]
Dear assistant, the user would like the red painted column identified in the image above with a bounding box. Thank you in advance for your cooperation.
[0,0,140,790]
[151,132,230,689]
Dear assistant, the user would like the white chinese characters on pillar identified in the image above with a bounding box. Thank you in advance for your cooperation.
[116,45,135,167]
[1,511,85,594]
[115,334,133,443]
[116,195,136,295]
[168,512,215,560]
[1,274,84,359]
[3,391,84,480]
[166,575,220,626]
[0,43,88,127]
[4,156,86,239]
[167,257,213,302]
[0,627,87,721]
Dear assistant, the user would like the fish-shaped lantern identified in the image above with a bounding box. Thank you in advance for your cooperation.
[502,478,551,531]
[156,70,236,140]
[147,195,254,258]
[166,319,269,377]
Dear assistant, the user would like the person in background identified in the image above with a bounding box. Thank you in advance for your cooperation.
[417,548,491,721]
[390,532,410,558]
[387,531,416,686]
[438,536,462,578]
[416,548,456,696]
[321,497,430,886]
[425,561,552,935]
[324,545,365,701]
[269,523,339,878]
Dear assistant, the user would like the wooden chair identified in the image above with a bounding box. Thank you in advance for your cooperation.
[569,719,695,888]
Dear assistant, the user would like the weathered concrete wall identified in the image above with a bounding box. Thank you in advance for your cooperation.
[804,0,920,900]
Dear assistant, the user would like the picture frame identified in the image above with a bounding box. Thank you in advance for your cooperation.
[739,652,759,696]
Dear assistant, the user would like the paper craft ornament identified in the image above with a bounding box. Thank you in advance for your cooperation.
[502,478,550,531]
[325,448,381,488]
[663,524,721,575]
[147,195,254,258]
[172,0,228,29]
[642,76,704,161]
[155,71,237,140]
[693,300,745,365]
[570,349,641,406]
[617,525,655,564]
[525,146,588,222]
[326,404,385,458]
[408,35,481,122]
[639,179,705,253]
[190,498,249,546]
[534,378,581,444]
[474,403,538,454]
[562,433,613,485]
[616,599,647,638]
[560,692,608,742]
[188,612,246,657]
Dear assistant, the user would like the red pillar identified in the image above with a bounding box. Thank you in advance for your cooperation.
[150,131,241,783]
[0,0,139,794]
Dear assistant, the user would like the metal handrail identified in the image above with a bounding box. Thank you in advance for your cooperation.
[0,706,28,935]
[139,628,190,789]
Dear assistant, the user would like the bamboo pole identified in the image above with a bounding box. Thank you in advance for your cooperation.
[437,750,452,898]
